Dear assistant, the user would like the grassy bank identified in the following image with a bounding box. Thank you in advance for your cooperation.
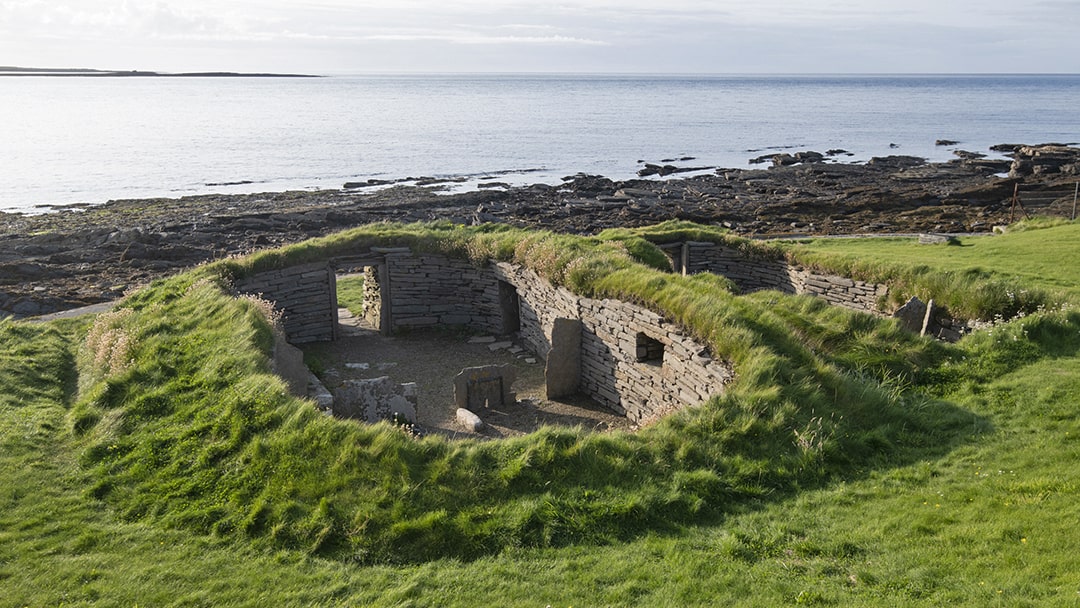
[3,221,1079,605]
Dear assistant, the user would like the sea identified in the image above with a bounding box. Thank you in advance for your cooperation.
[1,73,1078,214]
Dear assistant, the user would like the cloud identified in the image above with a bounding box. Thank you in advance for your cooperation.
[0,0,247,40]
[362,32,608,46]
[3,0,1080,72]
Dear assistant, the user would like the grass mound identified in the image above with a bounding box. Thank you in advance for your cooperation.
[65,222,1059,564]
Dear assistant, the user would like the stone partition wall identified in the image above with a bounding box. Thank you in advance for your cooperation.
[234,262,338,343]
[676,241,888,314]
[490,262,579,359]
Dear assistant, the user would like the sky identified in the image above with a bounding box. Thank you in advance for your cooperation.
[2,0,1079,74]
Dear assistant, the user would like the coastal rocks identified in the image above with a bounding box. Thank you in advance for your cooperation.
[560,174,617,196]
[1008,144,1080,178]
[343,179,392,189]
[865,155,927,169]
[2,142,1077,319]
[636,162,714,177]
[749,150,827,167]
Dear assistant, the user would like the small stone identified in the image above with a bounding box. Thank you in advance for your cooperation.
[488,341,513,351]
[345,362,370,370]
[525,358,538,364]
[468,336,497,344]
[456,408,484,432]
[918,233,957,245]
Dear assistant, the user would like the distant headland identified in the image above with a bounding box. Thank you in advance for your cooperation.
[0,66,320,78]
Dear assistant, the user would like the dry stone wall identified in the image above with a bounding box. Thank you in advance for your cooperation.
[491,262,579,359]
[382,251,504,334]
[238,237,969,429]
[378,252,731,421]
[577,297,733,424]
[361,265,383,329]
[234,262,337,343]
[679,241,888,314]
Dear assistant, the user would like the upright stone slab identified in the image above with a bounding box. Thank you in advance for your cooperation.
[271,335,308,396]
[920,298,938,337]
[453,365,516,409]
[893,296,929,334]
[546,318,582,399]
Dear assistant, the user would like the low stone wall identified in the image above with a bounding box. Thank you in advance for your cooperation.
[661,240,975,341]
[678,241,888,314]
[235,262,338,343]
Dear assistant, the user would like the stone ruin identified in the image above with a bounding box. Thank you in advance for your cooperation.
[250,236,980,434]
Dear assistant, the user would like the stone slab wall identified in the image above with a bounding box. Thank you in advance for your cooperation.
[491,262,579,359]
[489,263,732,423]
[235,262,337,343]
[383,252,504,334]
[577,297,733,424]
[681,242,888,314]
[362,265,383,329]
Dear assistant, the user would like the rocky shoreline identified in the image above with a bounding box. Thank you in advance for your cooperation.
[3,143,1079,319]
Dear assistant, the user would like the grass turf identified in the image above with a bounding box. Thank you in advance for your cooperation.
[3,220,1079,605]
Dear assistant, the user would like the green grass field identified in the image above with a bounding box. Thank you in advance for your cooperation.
[336,274,365,318]
[786,219,1080,296]
[3,221,1080,606]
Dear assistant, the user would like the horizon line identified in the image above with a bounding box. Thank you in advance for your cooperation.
[5,65,1080,78]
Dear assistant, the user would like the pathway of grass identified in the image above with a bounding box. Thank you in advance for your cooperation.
[788,220,1080,296]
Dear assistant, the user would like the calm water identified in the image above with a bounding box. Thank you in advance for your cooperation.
[1,74,1078,213]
